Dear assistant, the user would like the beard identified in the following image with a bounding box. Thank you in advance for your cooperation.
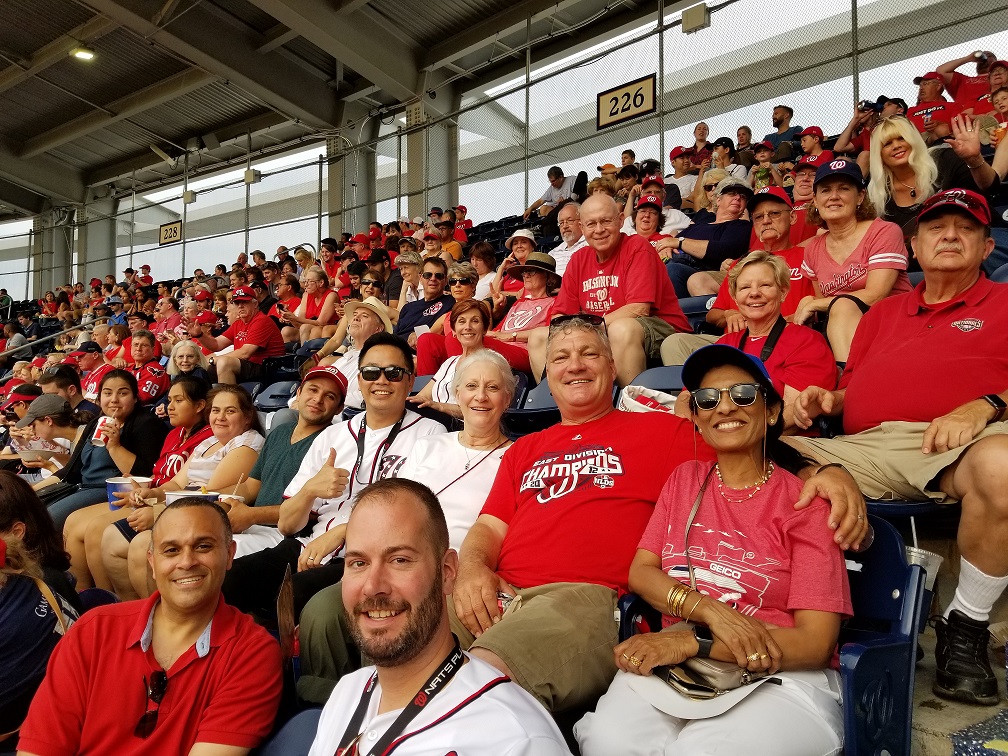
[346,565,445,668]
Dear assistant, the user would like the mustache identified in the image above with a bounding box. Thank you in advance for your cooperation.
[354,597,410,615]
[935,244,964,253]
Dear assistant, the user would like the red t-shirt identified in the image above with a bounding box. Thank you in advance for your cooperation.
[151,423,215,486]
[551,234,690,332]
[711,246,814,319]
[798,149,834,168]
[131,360,171,404]
[907,99,963,133]
[639,461,851,629]
[18,593,282,756]
[481,410,715,592]
[136,274,154,287]
[947,71,991,107]
[222,310,286,364]
[321,258,341,284]
[82,362,116,402]
[268,295,301,320]
[716,323,837,396]
[801,219,911,298]
[840,276,1008,434]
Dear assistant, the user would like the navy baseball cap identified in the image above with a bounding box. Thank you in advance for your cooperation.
[682,344,782,408]
[813,158,864,189]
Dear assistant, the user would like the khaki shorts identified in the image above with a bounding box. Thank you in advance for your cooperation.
[660,332,718,366]
[637,316,679,359]
[785,421,1008,502]
[449,582,618,712]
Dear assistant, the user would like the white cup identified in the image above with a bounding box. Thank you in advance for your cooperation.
[91,416,118,447]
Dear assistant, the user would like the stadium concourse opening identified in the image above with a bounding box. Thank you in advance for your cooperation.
[1,0,1008,753]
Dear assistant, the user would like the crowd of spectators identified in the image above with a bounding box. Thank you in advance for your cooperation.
[2,50,1008,754]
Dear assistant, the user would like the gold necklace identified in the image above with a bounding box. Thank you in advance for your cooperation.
[714,461,775,503]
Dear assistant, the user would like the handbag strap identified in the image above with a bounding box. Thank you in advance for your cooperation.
[684,464,717,591]
[32,577,69,633]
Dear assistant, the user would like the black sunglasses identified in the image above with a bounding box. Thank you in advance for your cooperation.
[691,383,764,411]
[360,365,411,382]
[447,278,473,286]
[421,271,446,280]
[549,312,606,330]
[134,671,168,738]
[359,279,380,287]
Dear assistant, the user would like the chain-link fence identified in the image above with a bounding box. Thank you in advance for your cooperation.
[8,0,1008,298]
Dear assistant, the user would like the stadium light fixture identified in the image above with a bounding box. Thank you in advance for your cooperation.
[70,46,96,61]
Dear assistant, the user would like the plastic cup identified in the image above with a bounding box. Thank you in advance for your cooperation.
[905,545,943,592]
[90,417,118,447]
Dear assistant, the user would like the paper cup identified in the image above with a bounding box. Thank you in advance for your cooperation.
[106,477,133,510]
[91,416,118,447]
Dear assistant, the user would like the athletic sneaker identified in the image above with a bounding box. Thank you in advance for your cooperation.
[933,610,1000,705]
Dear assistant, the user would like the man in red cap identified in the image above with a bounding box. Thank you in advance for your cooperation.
[367,226,383,250]
[797,126,833,167]
[136,264,154,287]
[664,146,697,203]
[186,286,285,384]
[453,204,472,234]
[792,190,1008,707]
[935,50,1005,112]
[907,71,963,144]
[348,233,369,259]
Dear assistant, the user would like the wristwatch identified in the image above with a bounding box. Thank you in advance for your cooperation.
[982,394,1006,423]
[693,624,714,658]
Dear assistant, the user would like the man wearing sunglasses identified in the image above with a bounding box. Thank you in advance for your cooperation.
[792,190,1008,706]
[18,499,282,755]
[392,258,455,349]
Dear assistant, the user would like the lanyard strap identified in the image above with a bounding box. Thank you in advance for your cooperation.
[335,638,465,755]
[738,315,787,363]
[350,412,407,494]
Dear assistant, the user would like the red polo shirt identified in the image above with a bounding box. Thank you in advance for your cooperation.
[18,593,282,755]
[840,276,1008,434]
[222,309,286,364]
[907,99,963,133]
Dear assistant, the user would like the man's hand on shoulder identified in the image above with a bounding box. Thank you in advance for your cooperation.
[794,463,868,550]
[922,398,997,454]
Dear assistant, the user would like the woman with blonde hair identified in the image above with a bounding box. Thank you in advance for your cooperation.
[867,114,999,256]
[689,167,728,223]
[281,266,338,342]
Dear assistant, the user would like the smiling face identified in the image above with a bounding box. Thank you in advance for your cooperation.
[295,376,343,426]
[691,364,777,455]
[150,505,235,616]
[421,263,447,298]
[455,360,510,431]
[635,206,661,236]
[813,177,863,224]
[452,309,487,349]
[546,326,617,419]
[209,390,252,444]
[342,491,454,667]
[173,345,199,374]
[100,377,137,421]
[733,262,785,325]
[880,135,912,169]
[359,344,412,415]
[580,194,624,259]
[509,236,533,262]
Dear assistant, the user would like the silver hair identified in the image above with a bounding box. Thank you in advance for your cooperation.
[546,316,614,361]
[450,349,517,407]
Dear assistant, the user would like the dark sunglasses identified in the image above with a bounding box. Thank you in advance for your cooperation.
[421,271,446,280]
[134,671,168,738]
[448,278,473,286]
[550,312,606,330]
[360,365,411,382]
[360,279,380,287]
[691,383,764,411]
[704,184,718,190]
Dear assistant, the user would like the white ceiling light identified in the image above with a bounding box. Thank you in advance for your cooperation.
[70,46,95,61]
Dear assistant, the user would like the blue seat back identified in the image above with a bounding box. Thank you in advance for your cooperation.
[628,366,684,393]
[254,380,298,411]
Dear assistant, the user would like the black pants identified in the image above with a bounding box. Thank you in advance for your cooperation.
[222,537,344,625]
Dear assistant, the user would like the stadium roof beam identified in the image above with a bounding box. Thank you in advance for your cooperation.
[81,0,342,129]
[0,140,86,208]
[244,0,422,104]
[0,14,118,97]
[21,69,215,159]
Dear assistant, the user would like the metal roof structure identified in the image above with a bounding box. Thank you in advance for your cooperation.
[0,0,668,221]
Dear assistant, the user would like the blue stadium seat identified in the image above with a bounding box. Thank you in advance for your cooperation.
[628,366,684,393]
[262,353,300,384]
[254,381,298,411]
[502,378,560,438]
[989,261,1008,283]
[238,381,262,400]
[677,295,715,333]
[908,271,924,287]
[257,708,321,756]
[618,515,923,756]
[78,588,120,613]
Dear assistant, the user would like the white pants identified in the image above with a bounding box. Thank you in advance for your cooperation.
[234,525,285,559]
[575,668,844,756]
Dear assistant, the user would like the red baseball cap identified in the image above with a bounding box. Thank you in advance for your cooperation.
[640,173,665,189]
[350,233,369,245]
[368,228,382,240]
[793,154,820,172]
[30,357,47,368]
[989,60,1008,74]
[302,365,348,398]
[917,189,990,226]
[193,289,211,302]
[453,205,467,214]
[749,185,794,211]
[913,71,944,86]
[753,140,775,153]
[140,264,151,271]
[668,146,690,161]
[636,194,664,212]
[0,389,39,412]
[230,286,256,301]
[422,230,439,240]
[195,311,218,325]
[799,126,824,139]
[61,355,79,367]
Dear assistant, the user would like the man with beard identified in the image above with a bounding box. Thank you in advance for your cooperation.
[304,479,569,755]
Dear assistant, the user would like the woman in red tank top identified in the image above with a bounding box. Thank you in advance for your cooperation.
[280,267,338,343]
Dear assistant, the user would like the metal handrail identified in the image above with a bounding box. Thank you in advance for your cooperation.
[0,317,112,360]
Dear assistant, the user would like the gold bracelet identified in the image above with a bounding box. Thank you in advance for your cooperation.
[667,583,690,617]
[683,594,704,622]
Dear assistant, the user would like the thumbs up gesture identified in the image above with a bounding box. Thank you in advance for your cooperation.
[309,448,351,500]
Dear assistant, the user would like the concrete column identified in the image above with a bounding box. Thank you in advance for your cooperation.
[326,137,346,236]
[76,197,119,286]
[31,209,75,296]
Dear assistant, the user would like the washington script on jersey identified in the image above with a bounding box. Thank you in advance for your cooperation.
[582,273,619,313]
[519,445,624,504]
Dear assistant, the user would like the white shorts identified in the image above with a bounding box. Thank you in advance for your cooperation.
[234,525,285,559]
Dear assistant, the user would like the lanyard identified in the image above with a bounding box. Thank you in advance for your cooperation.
[349,412,407,495]
[335,638,465,756]
[738,315,786,363]
[433,437,510,497]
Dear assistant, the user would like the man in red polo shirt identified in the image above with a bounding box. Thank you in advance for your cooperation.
[18,500,281,755]
[907,71,963,145]
[792,189,1008,707]
[186,286,285,384]
[526,194,689,385]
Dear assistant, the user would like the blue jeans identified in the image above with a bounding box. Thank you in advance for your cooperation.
[666,260,700,298]
[47,487,109,531]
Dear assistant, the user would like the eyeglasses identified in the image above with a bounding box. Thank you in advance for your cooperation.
[359,365,411,382]
[751,210,786,223]
[690,383,764,411]
[360,279,379,287]
[134,671,168,738]
[582,217,619,231]
[421,271,446,280]
[448,278,473,286]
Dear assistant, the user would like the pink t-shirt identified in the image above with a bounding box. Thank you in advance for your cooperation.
[639,461,852,629]
[551,234,689,332]
[494,295,554,345]
[801,218,911,298]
